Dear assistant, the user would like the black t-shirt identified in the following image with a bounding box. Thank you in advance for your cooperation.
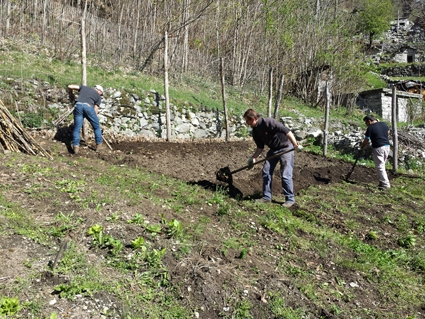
[365,122,390,148]
[252,117,291,150]
[76,85,102,107]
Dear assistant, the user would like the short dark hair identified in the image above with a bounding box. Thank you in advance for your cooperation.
[363,115,377,122]
[243,109,261,120]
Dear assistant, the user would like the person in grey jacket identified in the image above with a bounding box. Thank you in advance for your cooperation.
[243,108,301,207]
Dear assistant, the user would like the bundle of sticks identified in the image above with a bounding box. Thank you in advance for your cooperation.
[0,99,53,159]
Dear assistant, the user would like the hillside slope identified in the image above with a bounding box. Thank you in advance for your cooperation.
[0,135,424,319]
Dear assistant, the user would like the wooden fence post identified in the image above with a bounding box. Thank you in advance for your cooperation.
[391,86,398,173]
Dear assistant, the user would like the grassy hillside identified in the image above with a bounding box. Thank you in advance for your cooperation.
[1,138,425,319]
[1,38,425,319]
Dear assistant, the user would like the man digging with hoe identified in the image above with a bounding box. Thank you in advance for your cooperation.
[243,109,302,207]
[68,84,105,154]
[360,115,391,189]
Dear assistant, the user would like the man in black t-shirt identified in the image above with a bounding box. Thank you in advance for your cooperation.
[360,115,391,189]
[243,109,301,207]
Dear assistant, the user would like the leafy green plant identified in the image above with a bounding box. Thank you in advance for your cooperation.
[131,236,146,250]
[87,224,104,245]
[105,237,123,256]
[233,299,253,319]
[414,220,425,234]
[398,234,416,248]
[366,230,378,240]
[207,187,227,206]
[239,248,248,259]
[217,202,231,216]
[145,248,167,268]
[145,223,162,236]
[21,111,44,128]
[164,219,184,239]
[49,212,83,237]
[46,312,58,319]
[106,212,119,222]
[56,179,86,194]
[54,282,94,299]
[127,213,145,225]
[0,296,21,315]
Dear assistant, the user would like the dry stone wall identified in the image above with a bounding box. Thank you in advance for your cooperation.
[5,77,425,170]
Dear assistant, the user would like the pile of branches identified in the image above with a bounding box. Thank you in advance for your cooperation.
[0,99,52,159]
[398,129,425,151]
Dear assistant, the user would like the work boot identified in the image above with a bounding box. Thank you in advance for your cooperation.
[96,143,106,152]
[255,198,271,204]
[73,146,80,154]
[282,201,294,208]
[378,181,390,189]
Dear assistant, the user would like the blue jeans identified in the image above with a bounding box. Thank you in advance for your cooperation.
[262,148,295,203]
[72,102,102,147]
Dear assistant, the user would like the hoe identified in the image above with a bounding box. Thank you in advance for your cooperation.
[216,148,296,185]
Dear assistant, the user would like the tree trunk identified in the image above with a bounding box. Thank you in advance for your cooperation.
[392,86,398,173]
[267,67,273,118]
[215,0,221,59]
[220,57,230,141]
[117,0,124,64]
[164,31,171,141]
[33,0,38,25]
[323,82,330,156]
[273,74,284,118]
[4,0,12,37]
[182,0,190,72]
[133,0,141,59]
[81,0,88,140]
[41,0,48,45]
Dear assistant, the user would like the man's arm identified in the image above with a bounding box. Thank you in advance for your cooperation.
[251,148,264,159]
[67,84,80,92]
[247,147,264,168]
[286,131,299,148]
[360,137,369,150]
[67,84,79,102]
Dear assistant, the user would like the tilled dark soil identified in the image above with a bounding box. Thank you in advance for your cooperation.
[58,138,383,200]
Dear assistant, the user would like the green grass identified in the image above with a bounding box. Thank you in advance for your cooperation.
[1,141,425,318]
[364,71,388,89]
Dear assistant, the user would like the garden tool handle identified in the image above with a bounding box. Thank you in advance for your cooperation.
[231,148,296,175]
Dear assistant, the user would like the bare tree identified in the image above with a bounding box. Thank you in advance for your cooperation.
[164,31,172,141]
[220,57,230,141]
[273,74,284,118]
[268,67,273,118]
[181,0,190,72]
[81,0,88,139]
[41,0,49,45]
[1,0,369,109]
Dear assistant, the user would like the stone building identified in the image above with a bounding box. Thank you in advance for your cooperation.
[356,88,422,122]
[392,46,421,63]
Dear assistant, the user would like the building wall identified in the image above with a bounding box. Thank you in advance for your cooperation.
[357,89,421,122]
